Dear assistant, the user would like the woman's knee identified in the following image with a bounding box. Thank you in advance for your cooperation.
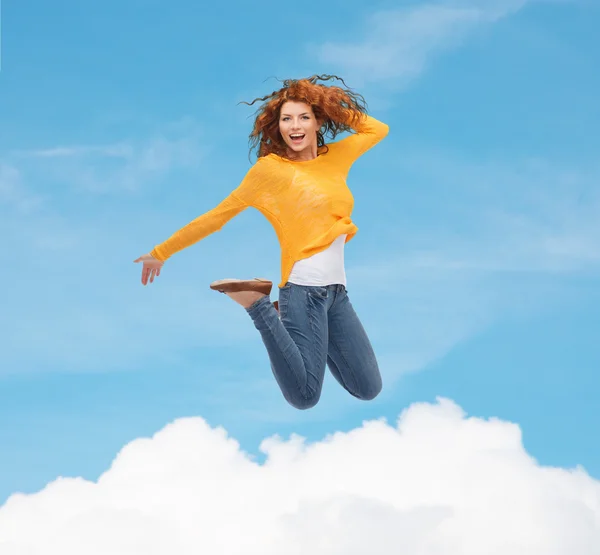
[285,391,321,410]
[356,373,382,401]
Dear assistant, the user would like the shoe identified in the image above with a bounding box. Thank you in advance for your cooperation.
[209,277,273,296]
[273,300,279,313]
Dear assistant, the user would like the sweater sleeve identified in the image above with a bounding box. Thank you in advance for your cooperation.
[149,161,265,261]
[331,109,389,164]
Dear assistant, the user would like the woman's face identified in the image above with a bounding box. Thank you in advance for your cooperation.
[279,101,322,159]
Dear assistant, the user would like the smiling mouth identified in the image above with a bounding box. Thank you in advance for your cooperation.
[290,134,305,144]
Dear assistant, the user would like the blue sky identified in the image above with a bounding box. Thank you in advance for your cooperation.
[1,0,599,507]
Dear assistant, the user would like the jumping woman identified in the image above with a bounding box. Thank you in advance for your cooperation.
[134,75,389,410]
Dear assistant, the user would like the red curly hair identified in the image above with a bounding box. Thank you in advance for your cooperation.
[239,74,369,161]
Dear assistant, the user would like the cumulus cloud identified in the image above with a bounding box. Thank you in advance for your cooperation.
[1,398,599,554]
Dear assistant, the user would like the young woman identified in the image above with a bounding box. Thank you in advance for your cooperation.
[134,75,389,410]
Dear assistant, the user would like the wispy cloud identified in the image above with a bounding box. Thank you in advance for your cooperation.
[312,0,558,88]
[389,152,600,274]
[16,145,133,158]
[8,118,209,195]
[0,118,222,373]
[0,163,44,213]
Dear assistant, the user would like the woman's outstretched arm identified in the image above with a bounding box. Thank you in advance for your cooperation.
[134,158,269,285]
[149,191,248,262]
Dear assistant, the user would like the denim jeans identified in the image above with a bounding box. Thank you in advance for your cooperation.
[245,282,382,410]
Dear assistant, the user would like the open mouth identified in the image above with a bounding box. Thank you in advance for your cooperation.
[290,134,305,144]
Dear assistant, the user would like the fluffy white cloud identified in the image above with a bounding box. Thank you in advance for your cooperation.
[1,398,599,554]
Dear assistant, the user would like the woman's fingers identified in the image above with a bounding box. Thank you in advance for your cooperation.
[141,264,160,285]
[135,254,164,285]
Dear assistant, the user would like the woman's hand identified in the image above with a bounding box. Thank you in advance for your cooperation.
[134,253,164,285]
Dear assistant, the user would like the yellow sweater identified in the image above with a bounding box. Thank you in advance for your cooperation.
[150,111,389,288]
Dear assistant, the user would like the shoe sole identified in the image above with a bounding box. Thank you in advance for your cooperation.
[209,277,272,296]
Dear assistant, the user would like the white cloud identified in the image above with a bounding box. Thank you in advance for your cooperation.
[0,398,599,554]
[380,153,600,275]
[313,0,555,88]
[0,163,44,213]
[8,118,208,194]
[16,145,134,158]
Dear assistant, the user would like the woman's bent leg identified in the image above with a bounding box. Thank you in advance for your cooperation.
[326,286,382,401]
[245,283,329,410]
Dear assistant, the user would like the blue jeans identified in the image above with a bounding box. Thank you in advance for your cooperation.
[245,282,382,410]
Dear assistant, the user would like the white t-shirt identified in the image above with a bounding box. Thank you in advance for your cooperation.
[287,234,347,287]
